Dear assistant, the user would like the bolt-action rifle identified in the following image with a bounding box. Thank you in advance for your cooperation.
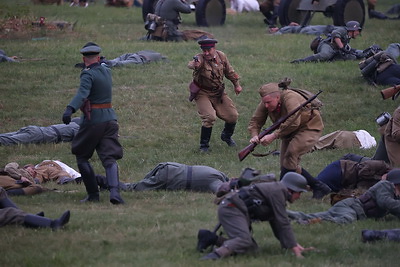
[238,90,323,162]
[381,84,400,100]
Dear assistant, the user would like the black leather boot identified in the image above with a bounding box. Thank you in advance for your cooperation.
[197,229,218,252]
[24,210,70,230]
[362,229,400,242]
[200,126,212,152]
[280,167,295,180]
[220,122,236,147]
[106,163,125,205]
[6,188,25,196]
[301,168,331,199]
[78,162,99,203]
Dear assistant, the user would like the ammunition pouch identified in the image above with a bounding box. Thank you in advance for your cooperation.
[310,36,323,54]
[358,192,381,218]
[238,188,263,220]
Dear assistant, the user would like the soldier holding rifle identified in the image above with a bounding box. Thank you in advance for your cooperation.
[247,79,331,199]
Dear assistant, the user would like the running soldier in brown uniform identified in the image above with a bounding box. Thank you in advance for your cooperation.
[200,172,313,260]
[187,38,242,152]
[247,81,331,198]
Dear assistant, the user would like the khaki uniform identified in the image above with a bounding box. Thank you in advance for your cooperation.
[380,106,400,167]
[311,130,360,151]
[248,90,324,171]
[189,50,240,127]
[34,161,72,184]
[1,163,43,195]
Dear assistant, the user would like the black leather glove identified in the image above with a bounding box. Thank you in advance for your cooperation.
[62,106,75,125]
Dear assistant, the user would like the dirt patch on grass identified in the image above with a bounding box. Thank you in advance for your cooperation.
[0,16,76,39]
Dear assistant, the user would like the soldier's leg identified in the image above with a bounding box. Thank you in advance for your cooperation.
[362,229,400,242]
[384,43,400,61]
[216,203,257,255]
[126,163,169,191]
[72,124,100,202]
[215,93,239,147]
[196,93,216,152]
[281,130,330,197]
[23,210,70,230]
[0,207,26,227]
[0,187,18,209]
[97,120,124,205]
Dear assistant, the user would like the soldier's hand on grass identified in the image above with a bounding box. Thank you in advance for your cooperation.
[292,244,316,258]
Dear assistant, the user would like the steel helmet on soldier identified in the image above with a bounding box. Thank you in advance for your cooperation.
[345,21,362,31]
[387,169,400,185]
[281,172,308,192]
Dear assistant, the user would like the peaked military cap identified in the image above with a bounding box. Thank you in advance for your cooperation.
[80,42,101,56]
[198,38,218,49]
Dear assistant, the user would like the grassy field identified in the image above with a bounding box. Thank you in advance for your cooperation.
[1,0,400,266]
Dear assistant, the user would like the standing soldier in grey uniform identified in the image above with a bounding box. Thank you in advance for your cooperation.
[0,118,80,146]
[188,38,242,152]
[247,80,330,198]
[0,186,70,229]
[200,172,313,260]
[62,42,124,205]
[153,0,192,41]
[287,168,400,224]
[291,21,364,63]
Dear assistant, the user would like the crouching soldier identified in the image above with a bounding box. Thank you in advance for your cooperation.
[198,172,314,260]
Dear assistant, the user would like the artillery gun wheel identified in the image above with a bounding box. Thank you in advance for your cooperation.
[333,0,365,27]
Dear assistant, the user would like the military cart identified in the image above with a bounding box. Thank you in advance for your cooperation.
[142,0,227,27]
[278,0,366,27]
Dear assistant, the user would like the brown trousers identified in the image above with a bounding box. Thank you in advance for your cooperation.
[281,129,322,171]
[0,175,43,195]
[195,90,239,128]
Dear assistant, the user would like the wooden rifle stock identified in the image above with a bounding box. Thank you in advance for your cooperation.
[381,84,400,100]
[238,90,323,161]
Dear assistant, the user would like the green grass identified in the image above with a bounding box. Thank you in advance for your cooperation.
[1,0,400,266]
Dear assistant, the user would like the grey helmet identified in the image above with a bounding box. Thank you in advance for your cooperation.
[281,172,308,192]
[387,169,400,185]
[345,21,362,31]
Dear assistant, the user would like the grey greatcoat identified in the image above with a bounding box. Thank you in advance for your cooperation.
[287,180,400,224]
[124,162,229,193]
[216,182,298,254]
[0,119,80,146]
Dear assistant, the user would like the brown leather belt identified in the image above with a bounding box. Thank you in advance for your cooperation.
[91,103,112,109]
